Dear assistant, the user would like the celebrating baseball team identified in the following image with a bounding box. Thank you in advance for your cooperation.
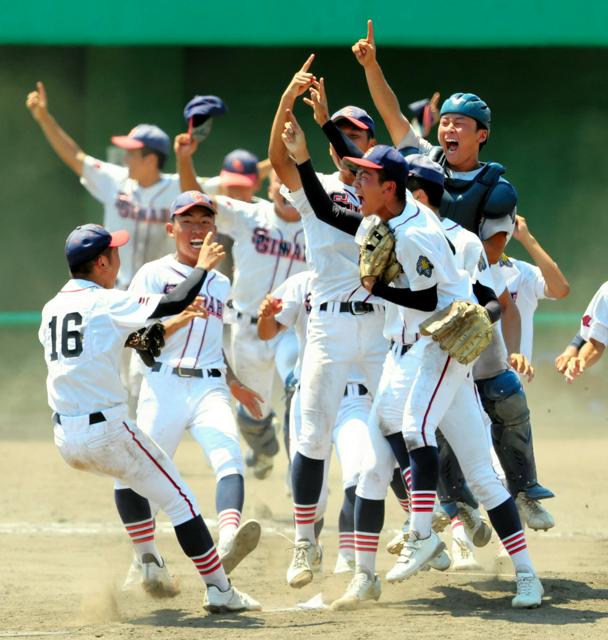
[30,20,604,616]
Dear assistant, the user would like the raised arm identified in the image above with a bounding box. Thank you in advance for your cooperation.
[26,81,85,176]
[513,215,570,299]
[352,21,412,147]
[174,133,202,192]
[269,54,316,192]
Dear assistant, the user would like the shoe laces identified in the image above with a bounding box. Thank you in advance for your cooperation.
[520,495,544,515]
[292,541,311,569]
[457,506,477,532]
[516,572,537,596]
[454,538,472,559]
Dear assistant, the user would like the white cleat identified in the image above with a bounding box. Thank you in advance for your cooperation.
[333,553,356,575]
[427,548,451,571]
[218,520,261,575]
[512,571,544,609]
[432,507,451,534]
[456,502,492,547]
[516,494,555,531]
[204,583,262,613]
[140,554,179,598]
[331,571,381,611]
[386,531,445,582]
[253,453,274,480]
[311,543,323,574]
[386,530,409,555]
[451,538,482,571]
[122,557,143,591]
[287,540,321,588]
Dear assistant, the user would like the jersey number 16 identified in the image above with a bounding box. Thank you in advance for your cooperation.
[48,312,83,361]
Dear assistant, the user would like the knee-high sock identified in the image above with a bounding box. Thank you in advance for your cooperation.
[115,488,160,564]
[216,474,244,545]
[354,496,384,576]
[338,486,356,558]
[292,452,324,543]
[408,446,439,538]
[487,498,535,574]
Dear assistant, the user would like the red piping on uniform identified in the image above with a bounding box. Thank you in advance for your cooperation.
[392,204,420,232]
[121,422,196,518]
[346,286,360,302]
[192,274,215,368]
[285,228,304,281]
[421,355,451,446]
[59,286,98,293]
[267,228,284,295]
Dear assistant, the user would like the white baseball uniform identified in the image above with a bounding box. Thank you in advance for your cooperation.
[579,281,608,346]
[213,195,305,416]
[39,279,200,526]
[80,156,186,288]
[283,172,388,460]
[125,255,243,484]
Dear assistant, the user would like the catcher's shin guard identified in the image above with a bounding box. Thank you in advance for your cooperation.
[236,404,279,457]
[436,429,479,509]
[476,370,554,500]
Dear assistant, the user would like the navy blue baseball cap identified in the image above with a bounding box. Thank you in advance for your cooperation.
[440,93,491,130]
[220,149,259,188]
[407,154,445,187]
[344,145,408,184]
[183,95,228,126]
[331,106,376,137]
[170,191,217,217]
[111,124,171,156]
[65,224,129,270]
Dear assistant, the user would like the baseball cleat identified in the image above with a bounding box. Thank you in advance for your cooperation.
[204,583,262,613]
[333,553,356,575]
[218,520,261,575]
[432,507,451,534]
[331,571,381,611]
[451,538,482,571]
[516,494,555,531]
[386,530,409,555]
[253,453,274,480]
[140,554,179,598]
[427,548,451,571]
[512,571,544,609]
[287,539,320,588]
[122,557,143,591]
[386,531,445,582]
[311,543,323,574]
[456,502,492,547]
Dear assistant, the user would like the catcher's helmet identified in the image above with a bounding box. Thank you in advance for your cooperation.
[440,93,491,130]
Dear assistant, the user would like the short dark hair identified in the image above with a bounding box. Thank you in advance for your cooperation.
[141,146,167,171]
[407,176,444,209]
[377,168,406,202]
[476,122,489,151]
[70,246,113,278]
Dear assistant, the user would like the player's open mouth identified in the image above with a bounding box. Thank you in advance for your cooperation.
[445,138,459,153]
[356,193,364,206]
[190,239,203,248]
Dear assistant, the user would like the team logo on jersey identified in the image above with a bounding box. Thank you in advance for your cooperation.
[252,228,306,262]
[416,255,434,278]
[330,191,359,213]
[304,291,312,315]
[115,193,171,224]
[582,314,592,327]
[477,254,488,272]
[498,254,513,267]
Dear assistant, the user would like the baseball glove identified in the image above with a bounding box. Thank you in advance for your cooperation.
[419,300,493,365]
[124,322,166,367]
[359,221,402,284]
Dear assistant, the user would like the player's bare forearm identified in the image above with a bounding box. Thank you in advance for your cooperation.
[269,91,302,192]
[177,153,201,193]
[257,315,283,341]
[257,158,272,182]
[363,61,411,146]
[499,288,522,355]
[36,111,85,176]
[579,339,605,370]
[522,235,569,299]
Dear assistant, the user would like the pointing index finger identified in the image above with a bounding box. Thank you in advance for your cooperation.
[367,19,374,44]
[300,53,315,72]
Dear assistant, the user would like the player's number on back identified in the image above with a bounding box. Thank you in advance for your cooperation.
[48,313,84,361]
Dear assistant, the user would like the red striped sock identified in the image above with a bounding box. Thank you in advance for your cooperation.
[339,531,355,552]
[190,546,229,591]
[218,508,241,536]
[125,517,161,562]
[410,490,436,538]
[403,467,412,494]
[354,530,379,576]
[397,497,410,513]
[501,529,534,572]
[294,503,317,542]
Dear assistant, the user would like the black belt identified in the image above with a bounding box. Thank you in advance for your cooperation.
[236,312,258,325]
[151,363,222,378]
[390,340,412,357]
[319,301,375,315]
[344,383,368,396]
[53,412,105,426]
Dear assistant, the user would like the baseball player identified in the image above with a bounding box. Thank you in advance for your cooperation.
[282,112,543,609]
[124,191,264,583]
[562,281,608,382]
[177,137,304,480]
[39,222,260,613]
[269,57,390,589]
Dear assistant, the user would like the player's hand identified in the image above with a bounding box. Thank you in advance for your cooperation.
[513,215,532,243]
[195,232,226,271]
[282,109,309,164]
[26,81,49,122]
[174,132,199,158]
[258,294,283,319]
[352,20,377,68]
[509,353,535,382]
[555,345,579,373]
[361,275,377,293]
[229,380,264,420]
[285,54,316,99]
[303,78,330,127]
[564,356,585,383]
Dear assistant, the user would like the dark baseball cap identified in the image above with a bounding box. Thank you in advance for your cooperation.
[170,191,217,218]
[111,124,171,156]
[65,224,129,270]
[407,154,445,187]
[183,95,228,126]
[331,106,376,137]
[344,145,408,184]
[220,149,259,188]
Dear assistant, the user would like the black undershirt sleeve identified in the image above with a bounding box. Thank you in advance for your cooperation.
[321,121,365,161]
[472,280,501,323]
[570,333,586,349]
[148,267,208,319]
[295,159,362,236]
[371,281,438,312]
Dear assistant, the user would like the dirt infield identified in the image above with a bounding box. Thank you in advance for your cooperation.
[2,414,608,640]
